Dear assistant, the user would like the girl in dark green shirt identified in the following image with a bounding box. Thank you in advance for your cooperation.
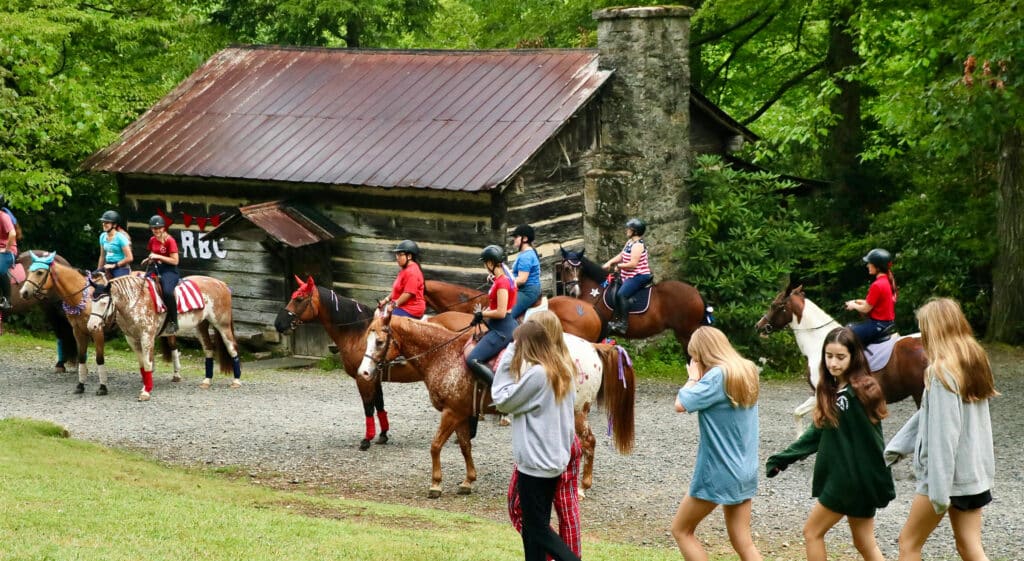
[766,327,895,561]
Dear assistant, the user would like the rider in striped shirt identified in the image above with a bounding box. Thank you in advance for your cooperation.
[602,218,652,335]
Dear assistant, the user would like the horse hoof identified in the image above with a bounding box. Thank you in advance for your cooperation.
[74,383,85,394]
[498,415,510,427]
[230,380,241,389]
[96,385,108,396]
[457,484,472,495]
[55,365,67,373]
[172,375,182,383]
[359,439,371,451]
[428,488,442,499]
[138,391,151,402]
[578,487,586,500]
[376,433,388,445]
[199,379,211,390]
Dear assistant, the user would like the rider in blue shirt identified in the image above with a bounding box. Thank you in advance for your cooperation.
[508,224,542,321]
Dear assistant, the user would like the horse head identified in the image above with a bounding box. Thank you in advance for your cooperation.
[19,250,57,300]
[558,247,585,298]
[86,273,116,332]
[755,284,806,335]
[275,275,319,333]
[357,311,400,382]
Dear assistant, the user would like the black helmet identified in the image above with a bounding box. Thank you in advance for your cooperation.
[479,244,505,263]
[393,240,419,256]
[149,215,166,229]
[862,248,892,269]
[511,224,535,243]
[625,218,646,235]
[99,210,121,226]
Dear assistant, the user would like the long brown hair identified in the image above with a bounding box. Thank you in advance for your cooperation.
[814,327,887,428]
[916,298,997,401]
[510,316,574,403]
[686,326,759,407]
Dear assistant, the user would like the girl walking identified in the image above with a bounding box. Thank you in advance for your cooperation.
[894,298,996,561]
[766,326,894,561]
[672,326,762,561]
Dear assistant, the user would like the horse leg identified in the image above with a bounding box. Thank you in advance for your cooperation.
[355,377,378,451]
[428,409,462,498]
[453,416,477,496]
[73,326,90,395]
[373,380,389,445]
[210,316,242,387]
[197,322,215,389]
[92,330,108,396]
[137,334,155,401]
[575,406,596,498]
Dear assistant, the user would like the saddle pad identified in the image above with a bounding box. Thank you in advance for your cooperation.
[463,340,508,371]
[146,278,205,313]
[865,335,899,372]
[8,263,25,284]
[522,296,548,321]
[601,285,652,315]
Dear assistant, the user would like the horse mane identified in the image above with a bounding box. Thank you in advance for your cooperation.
[574,254,607,284]
[318,286,374,331]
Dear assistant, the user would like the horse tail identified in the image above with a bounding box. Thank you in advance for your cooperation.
[596,343,635,454]
[212,327,233,373]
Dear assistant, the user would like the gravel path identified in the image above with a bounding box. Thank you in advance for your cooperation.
[1,345,1020,561]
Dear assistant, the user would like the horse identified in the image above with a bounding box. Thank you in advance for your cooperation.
[557,247,707,347]
[424,279,604,342]
[274,276,479,451]
[85,271,241,400]
[18,251,120,395]
[3,251,81,371]
[755,285,927,434]
[357,311,635,498]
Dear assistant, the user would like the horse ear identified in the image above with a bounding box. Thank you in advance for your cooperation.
[559,246,567,258]
[293,274,304,287]
[792,284,804,295]
[580,248,585,257]
[306,276,316,289]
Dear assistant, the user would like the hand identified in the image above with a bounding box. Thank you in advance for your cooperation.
[766,466,781,478]
[104,263,115,270]
[470,311,484,326]
[686,359,702,380]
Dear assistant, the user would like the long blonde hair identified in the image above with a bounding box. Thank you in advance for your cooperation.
[916,298,997,402]
[686,326,759,407]
[510,312,574,403]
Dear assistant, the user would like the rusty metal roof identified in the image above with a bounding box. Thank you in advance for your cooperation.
[83,46,611,192]
[202,200,342,247]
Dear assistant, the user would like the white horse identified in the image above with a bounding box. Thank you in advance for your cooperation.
[756,285,926,435]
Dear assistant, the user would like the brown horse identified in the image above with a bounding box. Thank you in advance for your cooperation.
[19,251,117,395]
[357,311,635,498]
[86,272,241,400]
[424,279,604,342]
[3,251,79,371]
[557,248,708,347]
[755,285,927,432]
[274,276,476,450]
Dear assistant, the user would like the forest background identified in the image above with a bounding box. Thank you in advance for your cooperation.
[2,0,1021,373]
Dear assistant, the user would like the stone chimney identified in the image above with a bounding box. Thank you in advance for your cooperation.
[586,5,694,281]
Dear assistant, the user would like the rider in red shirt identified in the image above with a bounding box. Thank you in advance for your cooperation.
[845,248,896,346]
[465,244,518,387]
[381,240,426,319]
[146,215,180,335]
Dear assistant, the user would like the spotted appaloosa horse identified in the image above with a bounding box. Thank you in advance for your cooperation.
[86,272,241,401]
[19,251,116,394]
[358,310,635,498]
[557,247,708,348]
[755,284,926,433]
[424,279,605,342]
[3,251,79,371]
[274,276,478,451]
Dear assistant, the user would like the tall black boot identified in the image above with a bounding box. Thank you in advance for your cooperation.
[466,359,494,385]
[611,293,629,334]
[0,273,11,310]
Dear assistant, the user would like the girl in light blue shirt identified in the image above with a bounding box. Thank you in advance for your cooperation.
[97,210,133,278]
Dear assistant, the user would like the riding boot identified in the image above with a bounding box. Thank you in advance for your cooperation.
[0,274,11,310]
[466,359,494,386]
[611,293,630,334]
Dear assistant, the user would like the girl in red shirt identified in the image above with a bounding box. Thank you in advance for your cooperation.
[845,248,896,346]
[145,215,180,334]
[381,240,425,319]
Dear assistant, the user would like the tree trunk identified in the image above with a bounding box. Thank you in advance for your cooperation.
[989,127,1024,343]
[823,1,864,227]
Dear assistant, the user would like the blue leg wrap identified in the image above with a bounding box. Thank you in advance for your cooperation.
[232,356,241,379]
[205,357,214,379]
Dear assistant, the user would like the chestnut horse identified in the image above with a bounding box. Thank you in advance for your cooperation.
[3,251,79,371]
[557,248,708,347]
[357,311,635,498]
[755,285,927,433]
[86,272,241,400]
[274,276,477,451]
[19,251,117,395]
[424,279,604,342]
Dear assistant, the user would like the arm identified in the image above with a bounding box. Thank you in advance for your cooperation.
[393,292,412,307]
[492,362,545,415]
[120,239,133,267]
[766,423,823,475]
[845,298,873,313]
[675,359,704,412]
[151,250,180,266]
[925,381,962,514]
[514,270,529,287]
[602,255,618,271]
[883,409,921,466]
[618,242,644,271]
[484,288,509,319]
[97,247,107,270]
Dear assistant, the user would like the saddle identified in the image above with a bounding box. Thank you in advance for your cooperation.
[863,332,922,373]
[461,339,508,373]
[602,280,653,315]
[145,277,205,314]
[7,263,25,285]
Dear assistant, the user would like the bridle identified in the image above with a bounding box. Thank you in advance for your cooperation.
[758,294,834,334]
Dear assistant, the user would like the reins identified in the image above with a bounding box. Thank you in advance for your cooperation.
[371,321,477,374]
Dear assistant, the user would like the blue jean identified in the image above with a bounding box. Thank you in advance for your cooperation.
[848,318,894,347]
[509,283,541,320]
[618,273,652,300]
[466,315,517,364]
[109,265,131,278]
[157,268,180,320]
[0,251,13,275]
[392,307,421,319]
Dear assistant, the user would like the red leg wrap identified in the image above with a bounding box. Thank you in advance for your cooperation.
[364,416,376,440]
[141,370,154,392]
[377,410,390,432]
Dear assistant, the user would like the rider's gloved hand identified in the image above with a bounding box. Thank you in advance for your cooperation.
[470,311,484,326]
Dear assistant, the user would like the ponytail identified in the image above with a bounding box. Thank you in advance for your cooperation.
[887,269,897,303]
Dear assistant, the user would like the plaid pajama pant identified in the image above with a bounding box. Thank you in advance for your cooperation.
[507,434,582,558]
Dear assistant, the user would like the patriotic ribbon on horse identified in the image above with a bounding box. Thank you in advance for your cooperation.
[176,279,205,312]
[608,345,633,437]
[146,277,166,313]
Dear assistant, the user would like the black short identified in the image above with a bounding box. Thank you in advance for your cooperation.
[950,490,992,511]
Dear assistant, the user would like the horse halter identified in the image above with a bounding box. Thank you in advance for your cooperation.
[283,293,318,330]
[559,259,582,294]
[23,263,54,301]
[89,291,115,326]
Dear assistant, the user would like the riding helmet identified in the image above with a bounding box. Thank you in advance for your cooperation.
[149,215,166,229]
[511,224,535,243]
[862,248,892,269]
[393,239,420,256]
[625,218,646,236]
[479,244,505,263]
[99,210,121,226]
